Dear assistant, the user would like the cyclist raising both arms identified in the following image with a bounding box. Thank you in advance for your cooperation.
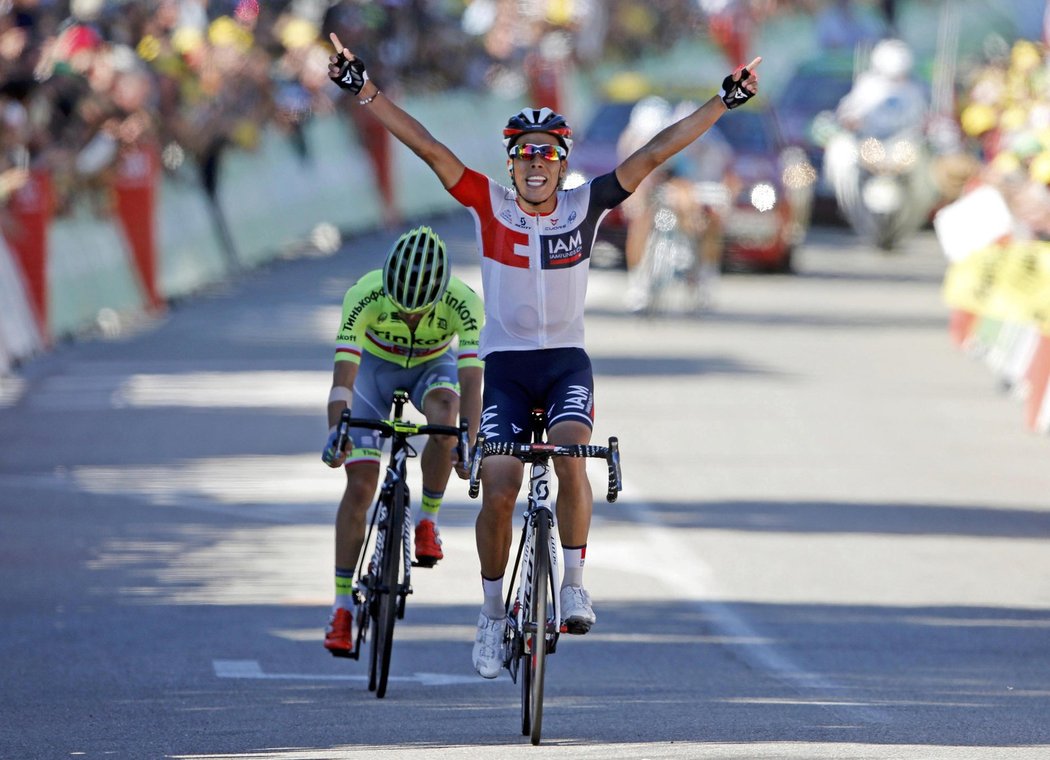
[320,226,484,657]
[327,35,760,677]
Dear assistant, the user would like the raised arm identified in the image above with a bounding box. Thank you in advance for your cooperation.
[615,57,762,193]
[328,33,466,190]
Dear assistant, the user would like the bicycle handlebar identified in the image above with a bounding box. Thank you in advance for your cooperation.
[467,436,622,503]
[337,409,469,466]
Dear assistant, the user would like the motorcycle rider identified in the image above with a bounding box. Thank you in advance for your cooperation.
[823,37,937,249]
[836,37,927,137]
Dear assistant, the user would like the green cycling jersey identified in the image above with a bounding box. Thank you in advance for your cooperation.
[335,269,484,369]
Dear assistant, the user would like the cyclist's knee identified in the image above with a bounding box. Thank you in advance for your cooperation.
[552,453,586,477]
[344,464,379,504]
[422,387,458,425]
[548,420,591,446]
[480,490,517,523]
[482,477,519,507]
[481,460,524,513]
[424,432,455,455]
[553,460,590,497]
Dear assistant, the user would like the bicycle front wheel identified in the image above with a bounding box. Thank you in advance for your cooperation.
[521,516,552,745]
[642,233,675,316]
[370,484,405,699]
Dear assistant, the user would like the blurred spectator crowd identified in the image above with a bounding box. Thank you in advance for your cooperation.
[0,0,884,224]
[957,37,1050,240]
[1,0,1045,237]
[0,0,500,221]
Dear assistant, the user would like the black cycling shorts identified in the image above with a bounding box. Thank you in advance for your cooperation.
[480,348,594,443]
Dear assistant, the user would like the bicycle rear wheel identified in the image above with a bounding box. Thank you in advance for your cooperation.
[369,484,405,699]
[520,516,552,745]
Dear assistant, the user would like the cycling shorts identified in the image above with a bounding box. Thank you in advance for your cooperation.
[346,349,459,465]
[479,348,594,444]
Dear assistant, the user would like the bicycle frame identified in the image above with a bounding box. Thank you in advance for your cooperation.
[335,388,467,698]
[509,451,561,653]
[365,439,414,605]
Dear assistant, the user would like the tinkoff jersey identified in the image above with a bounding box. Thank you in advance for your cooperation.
[448,168,630,357]
[335,269,484,369]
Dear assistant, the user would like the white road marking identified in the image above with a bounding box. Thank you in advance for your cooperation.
[621,479,892,724]
[212,659,495,686]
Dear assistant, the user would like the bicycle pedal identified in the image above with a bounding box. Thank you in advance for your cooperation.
[411,558,438,568]
[561,619,592,635]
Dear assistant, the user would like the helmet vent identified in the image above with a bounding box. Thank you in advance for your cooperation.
[382,226,450,313]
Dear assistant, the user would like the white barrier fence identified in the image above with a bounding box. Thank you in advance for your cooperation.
[0,90,517,374]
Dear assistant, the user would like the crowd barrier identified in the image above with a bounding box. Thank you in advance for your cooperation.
[936,184,1050,436]
[0,89,521,375]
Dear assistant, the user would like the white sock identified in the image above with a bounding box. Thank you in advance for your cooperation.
[481,575,504,618]
[562,545,586,588]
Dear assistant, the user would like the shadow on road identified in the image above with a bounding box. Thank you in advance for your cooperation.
[6,482,1050,754]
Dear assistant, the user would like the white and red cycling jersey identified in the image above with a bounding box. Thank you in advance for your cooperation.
[448,167,630,358]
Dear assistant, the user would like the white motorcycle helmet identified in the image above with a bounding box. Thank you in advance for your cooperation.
[870,38,914,79]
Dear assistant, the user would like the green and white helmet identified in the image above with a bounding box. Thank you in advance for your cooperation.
[382,225,449,313]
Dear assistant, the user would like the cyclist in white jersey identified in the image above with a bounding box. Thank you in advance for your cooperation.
[328,32,761,678]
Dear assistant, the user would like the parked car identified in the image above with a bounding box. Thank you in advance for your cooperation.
[569,96,815,273]
[717,105,816,273]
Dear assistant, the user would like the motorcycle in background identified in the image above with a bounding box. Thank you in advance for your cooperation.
[822,38,941,251]
[823,120,939,250]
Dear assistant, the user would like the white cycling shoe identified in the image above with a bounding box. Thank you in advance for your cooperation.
[472,612,506,679]
[560,585,596,634]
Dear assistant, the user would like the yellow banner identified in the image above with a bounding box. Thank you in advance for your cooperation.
[943,241,1050,332]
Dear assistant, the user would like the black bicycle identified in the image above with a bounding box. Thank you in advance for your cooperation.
[467,409,621,744]
[334,389,467,698]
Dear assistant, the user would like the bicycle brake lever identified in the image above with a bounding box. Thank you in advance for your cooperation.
[468,434,485,498]
[606,436,622,502]
[336,408,352,454]
[457,419,469,472]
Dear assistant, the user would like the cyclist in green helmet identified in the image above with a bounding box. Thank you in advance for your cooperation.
[319,225,484,657]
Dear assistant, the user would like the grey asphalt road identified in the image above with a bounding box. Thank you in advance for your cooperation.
[2,216,1049,760]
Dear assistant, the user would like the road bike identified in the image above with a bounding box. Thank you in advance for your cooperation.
[334,389,467,698]
[467,410,622,744]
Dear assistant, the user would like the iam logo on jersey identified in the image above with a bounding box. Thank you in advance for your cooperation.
[542,230,586,269]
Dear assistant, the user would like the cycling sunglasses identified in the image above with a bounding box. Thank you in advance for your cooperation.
[508,143,567,162]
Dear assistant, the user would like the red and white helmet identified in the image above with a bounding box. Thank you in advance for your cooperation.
[502,107,574,156]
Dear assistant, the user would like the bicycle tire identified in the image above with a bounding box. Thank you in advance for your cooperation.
[366,580,379,692]
[523,516,552,745]
[372,481,405,699]
[369,575,382,688]
[520,618,531,735]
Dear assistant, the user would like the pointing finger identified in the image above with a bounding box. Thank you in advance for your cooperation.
[329,32,345,54]
[746,56,762,72]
